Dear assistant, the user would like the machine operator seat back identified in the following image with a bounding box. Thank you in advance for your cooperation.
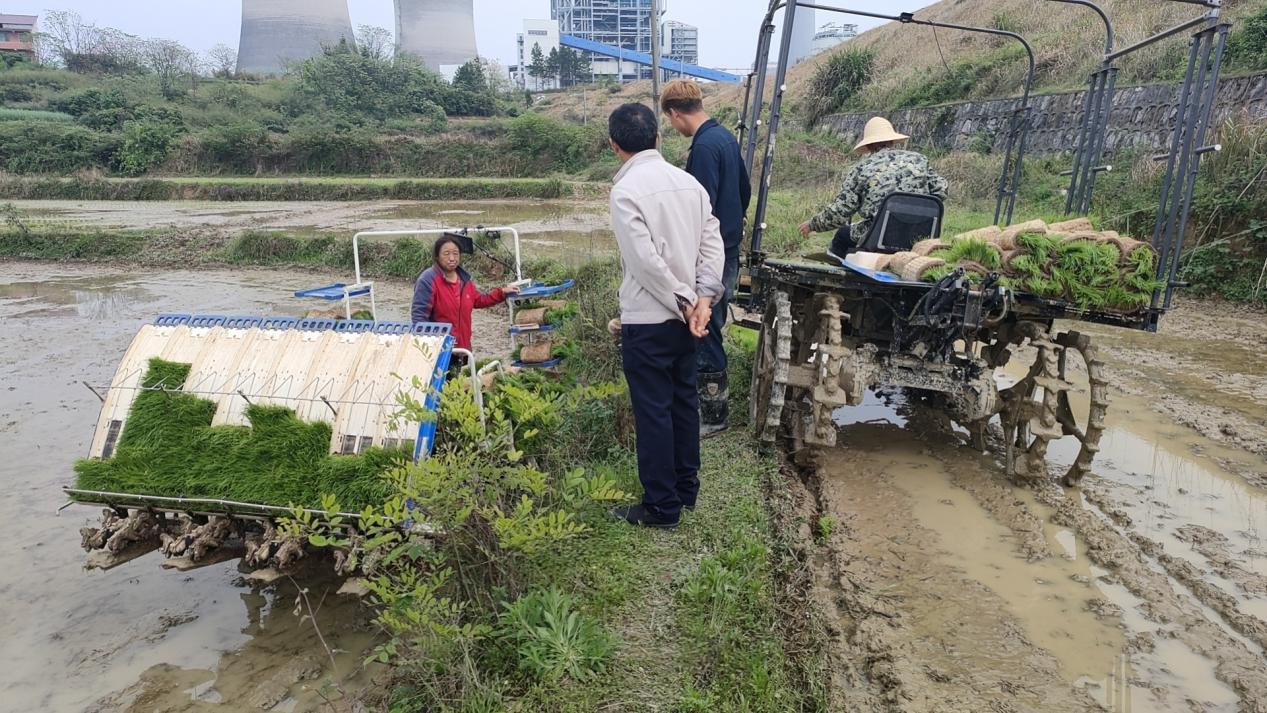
[859,192,944,254]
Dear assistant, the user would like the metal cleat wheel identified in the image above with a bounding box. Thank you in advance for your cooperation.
[750,290,793,444]
[1052,330,1109,486]
[986,322,1108,485]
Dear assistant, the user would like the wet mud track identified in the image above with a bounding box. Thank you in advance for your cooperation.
[795,301,1267,712]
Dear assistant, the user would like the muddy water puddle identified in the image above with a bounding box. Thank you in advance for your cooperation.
[0,264,510,711]
[817,339,1267,712]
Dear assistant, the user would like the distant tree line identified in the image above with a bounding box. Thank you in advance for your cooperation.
[526,43,593,90]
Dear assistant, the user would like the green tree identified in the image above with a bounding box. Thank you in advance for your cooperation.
[573,49,593,85]
[546,46,560,87]
[528,42,546,90]
[453,57,488,93]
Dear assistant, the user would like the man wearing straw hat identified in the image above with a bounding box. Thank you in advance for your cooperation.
[799,116,947,262]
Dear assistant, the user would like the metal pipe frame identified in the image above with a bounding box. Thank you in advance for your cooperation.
[1157,22,1229,309]
[1052,0,1117,216]
[740,2,780,174]
[746,1,1038,259]
[747,0,803,262]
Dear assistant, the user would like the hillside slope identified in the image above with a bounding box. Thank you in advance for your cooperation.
[721,0,1265,115]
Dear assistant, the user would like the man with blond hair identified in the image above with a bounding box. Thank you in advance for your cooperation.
[661,78,751,437]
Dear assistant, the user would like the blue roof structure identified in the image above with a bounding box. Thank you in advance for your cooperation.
[560,34,741,84]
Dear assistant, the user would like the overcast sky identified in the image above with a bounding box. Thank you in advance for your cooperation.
[18,1,924,69]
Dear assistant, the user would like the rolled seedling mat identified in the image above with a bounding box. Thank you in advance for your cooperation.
[954,225,1003,241]
[520,340,554,364]
[887,251,920,274]
[538,299,569,309]
[901,256,947,282]
[1002,249,1035,274]
[999,219,1048,242]
[514,307,548,326]
[956,260,992,280]
[1109,235,1153,259]
[1057,232,1101,244]
[912,239,947,256]
[1048,217,1095,233]
[872,253,895,272]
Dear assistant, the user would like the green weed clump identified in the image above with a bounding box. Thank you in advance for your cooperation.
[73,358,406,510]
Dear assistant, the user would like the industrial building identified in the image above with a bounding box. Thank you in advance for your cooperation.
[0,13,36,64]
[551,0,662,82]
[812,22,858,54]
[236,0,355,75]
[514,19,561,90]
[662,20,698,66]
[396,0,479,78]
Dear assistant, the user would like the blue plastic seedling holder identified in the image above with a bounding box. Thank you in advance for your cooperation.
[513,279,575,298]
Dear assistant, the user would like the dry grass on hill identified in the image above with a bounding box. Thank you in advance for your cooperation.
[716,0,1265,113]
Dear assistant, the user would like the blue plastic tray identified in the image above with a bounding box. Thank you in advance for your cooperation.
[512,279,575,299]
[512,357,563,369]
[508,323,560,335]
[294,283,373,301]
[841,262,924,286]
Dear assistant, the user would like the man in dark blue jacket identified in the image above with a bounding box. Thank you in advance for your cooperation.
[662,79,751,436]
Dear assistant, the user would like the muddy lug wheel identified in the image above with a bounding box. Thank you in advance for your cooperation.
[807,293,849,448]
[751,290,793,444]
[997,321,1066,482]
[1053,331,1109,486]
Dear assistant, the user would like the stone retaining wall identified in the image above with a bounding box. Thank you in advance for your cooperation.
[818,72,1267,155]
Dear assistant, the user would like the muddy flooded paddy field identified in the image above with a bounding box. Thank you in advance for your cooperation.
[802,302,1267,712]
[0,265,514,712]
[8,198,618,265]
[4,249,1267,712]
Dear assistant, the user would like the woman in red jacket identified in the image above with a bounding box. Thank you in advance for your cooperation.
[410,235,518,352]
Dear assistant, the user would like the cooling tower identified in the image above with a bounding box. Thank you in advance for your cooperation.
[787,6,816,64]
[395,0,479,73]
[237,0,356,75]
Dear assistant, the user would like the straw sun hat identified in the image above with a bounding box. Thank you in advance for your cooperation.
[854,116,909,152]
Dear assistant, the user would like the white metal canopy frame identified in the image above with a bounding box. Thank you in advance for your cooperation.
[737,0,1037,258]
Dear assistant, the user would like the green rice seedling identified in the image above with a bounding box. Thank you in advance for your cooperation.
[934,236,1002,269]
[1015,232,1061,264]
[920,263,957,282]
[543,302,579,323]
[1006,252,1046,279]
[74,358,414,510]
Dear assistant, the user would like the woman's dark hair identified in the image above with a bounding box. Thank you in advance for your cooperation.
[433,234,463,262]
[608,103,658,153]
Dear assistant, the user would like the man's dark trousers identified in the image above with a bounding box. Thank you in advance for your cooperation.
[697,244,739,373]
[621,319,699,520]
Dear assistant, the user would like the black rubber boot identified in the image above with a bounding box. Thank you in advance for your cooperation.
[827,224,854,264]
[699,370,729,438]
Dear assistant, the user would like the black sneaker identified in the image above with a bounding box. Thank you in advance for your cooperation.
[827,230,853,265]
[610,504,679,529]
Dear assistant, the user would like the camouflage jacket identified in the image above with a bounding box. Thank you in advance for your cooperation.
[807,148,948,238]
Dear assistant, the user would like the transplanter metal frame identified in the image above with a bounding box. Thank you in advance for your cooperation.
[1052,0,1118,217]
[738,1,1037,267]
[1138,2,1229,310]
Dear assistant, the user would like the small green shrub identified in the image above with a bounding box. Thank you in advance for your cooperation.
[1226,5,1267,71]
[801,48,875,128]
[114,120,179,176]
[0,108,74,123]
[496,588,616,683]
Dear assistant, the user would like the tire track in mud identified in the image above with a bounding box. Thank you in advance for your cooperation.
[1081,486,1267,651]
[800,411,1267,712]
[1029,482,1267,711]
[803,427,1101,713]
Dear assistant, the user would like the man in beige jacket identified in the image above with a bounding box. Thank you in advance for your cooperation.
[607,102,724,529]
